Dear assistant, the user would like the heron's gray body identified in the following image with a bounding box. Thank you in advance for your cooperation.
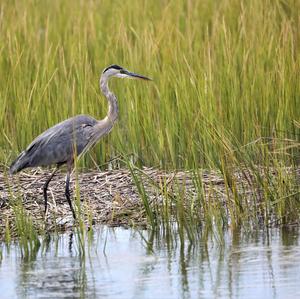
[9,64,150,219]
[9,114,116,173]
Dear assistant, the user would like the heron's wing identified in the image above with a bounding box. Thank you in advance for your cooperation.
[23,115,98,167]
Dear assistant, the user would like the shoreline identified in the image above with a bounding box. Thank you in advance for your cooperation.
[0,167,299,239]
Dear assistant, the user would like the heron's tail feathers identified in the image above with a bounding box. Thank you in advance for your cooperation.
[9,151,29,174]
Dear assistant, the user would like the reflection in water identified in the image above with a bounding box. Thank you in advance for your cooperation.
[0,226,299,299]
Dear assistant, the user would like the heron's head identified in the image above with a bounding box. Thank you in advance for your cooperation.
[102,64,151,81]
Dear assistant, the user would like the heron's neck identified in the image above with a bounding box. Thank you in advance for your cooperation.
[100,75,119,124]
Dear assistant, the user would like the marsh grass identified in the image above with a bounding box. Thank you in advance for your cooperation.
[0,0,299,241]
[126,152,299,240]
[11,198,41,260]
[1,0,299,169]
[73,162,97,256]
[1,170,42,251]
[4,217,11,244]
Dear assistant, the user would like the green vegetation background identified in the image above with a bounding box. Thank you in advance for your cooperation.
[0,0,299,170]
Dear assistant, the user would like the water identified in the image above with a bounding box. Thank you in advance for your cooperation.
[0,226,300,299]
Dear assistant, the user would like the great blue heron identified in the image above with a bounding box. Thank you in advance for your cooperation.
[9,64,151,219]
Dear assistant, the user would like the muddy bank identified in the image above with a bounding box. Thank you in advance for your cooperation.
[0,167,226,235]
[0,167,299,238]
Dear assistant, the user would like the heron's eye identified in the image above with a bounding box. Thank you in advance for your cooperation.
[120,69,126,74]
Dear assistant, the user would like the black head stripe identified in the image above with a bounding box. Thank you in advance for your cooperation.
[103,64,123,73]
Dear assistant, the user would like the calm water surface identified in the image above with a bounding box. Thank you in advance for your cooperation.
[0,226,299,299]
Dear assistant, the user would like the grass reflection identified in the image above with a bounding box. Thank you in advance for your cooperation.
[0,225,299,299]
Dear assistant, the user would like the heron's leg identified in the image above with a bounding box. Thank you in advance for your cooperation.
[43,165,60,215]
[65,161,76,219]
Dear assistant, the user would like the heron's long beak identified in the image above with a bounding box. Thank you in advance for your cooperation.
[123,70,152,81]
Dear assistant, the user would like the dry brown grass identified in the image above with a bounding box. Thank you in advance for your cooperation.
[1,166,299,239]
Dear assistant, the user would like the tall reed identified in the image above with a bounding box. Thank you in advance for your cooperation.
[0,0,298,170]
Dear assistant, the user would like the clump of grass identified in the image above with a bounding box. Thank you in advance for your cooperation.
[11,198,41,260]
[127,150,299,242]
[127,160,157,229]
[4,217,11,244]
[69,160,97,256]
